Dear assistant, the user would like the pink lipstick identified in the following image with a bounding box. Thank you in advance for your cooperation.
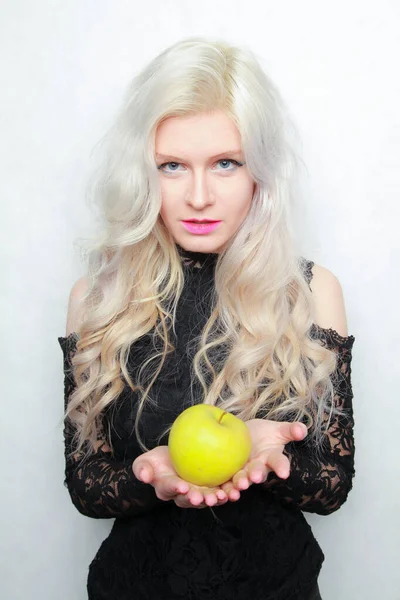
[181,220,222,234]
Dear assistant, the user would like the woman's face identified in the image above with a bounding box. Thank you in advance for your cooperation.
[155,109,255,254]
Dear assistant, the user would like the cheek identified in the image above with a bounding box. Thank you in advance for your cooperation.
[159,182,176,220]
[231,181,255,215]
[159,203,169,226]
[159,192,171,220]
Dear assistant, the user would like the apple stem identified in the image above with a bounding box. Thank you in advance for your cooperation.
[217,411,227,424]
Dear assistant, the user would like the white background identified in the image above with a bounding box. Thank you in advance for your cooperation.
[1,1,399,598]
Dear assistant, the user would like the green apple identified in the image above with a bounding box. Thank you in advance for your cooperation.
[168,404,252,487]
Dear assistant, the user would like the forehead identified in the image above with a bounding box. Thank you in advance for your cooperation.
[155,110,242,158]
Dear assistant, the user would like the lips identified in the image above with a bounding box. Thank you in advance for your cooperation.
[181,220,222,235]
[185,219,219,223]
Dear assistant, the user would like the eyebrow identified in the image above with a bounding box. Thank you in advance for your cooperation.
[155,149,243,161]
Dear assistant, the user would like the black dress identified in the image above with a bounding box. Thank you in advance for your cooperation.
[58,248,355,600]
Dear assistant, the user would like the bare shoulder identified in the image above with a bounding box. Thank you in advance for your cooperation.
[66,276,90,337]
[309,263,349,337]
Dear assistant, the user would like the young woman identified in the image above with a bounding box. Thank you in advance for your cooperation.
[59,37,355,600]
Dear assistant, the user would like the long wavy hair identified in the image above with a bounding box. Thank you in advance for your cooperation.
[65,36,342,462]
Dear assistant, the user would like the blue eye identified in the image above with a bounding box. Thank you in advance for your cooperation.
[215,158,244,172]
[217,159,242,170]
[157,162,182,173]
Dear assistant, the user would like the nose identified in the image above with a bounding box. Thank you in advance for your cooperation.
[185,169,215,210]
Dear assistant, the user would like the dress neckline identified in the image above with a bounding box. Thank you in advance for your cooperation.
[176,243,219,270]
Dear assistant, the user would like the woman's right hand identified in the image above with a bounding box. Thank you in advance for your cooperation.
[132,446,240,509]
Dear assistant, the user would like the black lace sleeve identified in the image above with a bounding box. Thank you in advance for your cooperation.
[58,333,160,519]
[263,325,356,516]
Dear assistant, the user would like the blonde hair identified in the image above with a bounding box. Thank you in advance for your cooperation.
[65,36,341,462]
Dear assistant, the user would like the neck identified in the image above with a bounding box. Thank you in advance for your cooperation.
[176,243,218,269]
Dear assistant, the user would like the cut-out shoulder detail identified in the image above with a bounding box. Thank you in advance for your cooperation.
[66,276,90,336]
[58,331,80,345]
[304,261,350,339]
[299,257,315,288]
[309,323,355,349]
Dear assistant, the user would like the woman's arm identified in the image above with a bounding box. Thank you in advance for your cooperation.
[222,266,355,515]
[263,326,355,515]
[59,278,161,519]
[59,333,161,519]
[264,266,355,514]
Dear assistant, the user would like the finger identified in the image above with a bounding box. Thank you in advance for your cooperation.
[203,492,219,507]
[216,496,229,505]
[245,459,268,484]
[186,488,206,506]
[215,489,228,501]
[291,422,308,441]
[133,461,155,484]
[258,448,291,479]
[221,481,241,501]
[232,468,251,491]
[158,475,191,499]
[174,494,206,509]
[204,487,228,506]
[278,421,308,444]
[188,486,226,507]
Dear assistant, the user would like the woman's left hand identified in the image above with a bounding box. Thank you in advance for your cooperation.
[220,419,308,496]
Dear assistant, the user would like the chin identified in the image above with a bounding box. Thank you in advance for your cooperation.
[177,236,223,254]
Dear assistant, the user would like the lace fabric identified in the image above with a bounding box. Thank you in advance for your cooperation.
[58,253,355,598]
[59,333,161,518]
[264,325,355,515]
